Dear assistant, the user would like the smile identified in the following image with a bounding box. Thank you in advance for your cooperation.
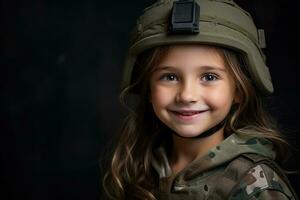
[168,109,208,122]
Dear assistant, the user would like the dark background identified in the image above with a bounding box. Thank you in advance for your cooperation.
[1,0,300,199]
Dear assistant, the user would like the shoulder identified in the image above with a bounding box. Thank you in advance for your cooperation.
[229,163,296,200]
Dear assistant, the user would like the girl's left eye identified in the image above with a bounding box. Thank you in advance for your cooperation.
[201,73,219,82]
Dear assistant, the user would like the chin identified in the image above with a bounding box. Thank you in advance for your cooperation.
[173,128,203,138]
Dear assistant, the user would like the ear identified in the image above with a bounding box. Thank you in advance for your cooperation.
[234,95,240,104]
[233,90,241,104]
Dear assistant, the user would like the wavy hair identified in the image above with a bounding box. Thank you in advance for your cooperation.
[101,44,292,200]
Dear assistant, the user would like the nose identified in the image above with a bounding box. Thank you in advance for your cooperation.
[176,79,200,104]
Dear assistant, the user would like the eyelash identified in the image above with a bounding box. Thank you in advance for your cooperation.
[159,73,219,82]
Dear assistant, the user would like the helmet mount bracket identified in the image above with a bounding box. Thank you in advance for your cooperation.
[170,0,200,34]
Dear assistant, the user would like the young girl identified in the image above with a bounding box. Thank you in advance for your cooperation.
[102,0,299,199]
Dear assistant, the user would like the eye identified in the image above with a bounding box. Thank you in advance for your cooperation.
[201,73,219,82]
[159,73,179,82]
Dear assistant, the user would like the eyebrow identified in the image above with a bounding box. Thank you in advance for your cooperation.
[154,65,227,72]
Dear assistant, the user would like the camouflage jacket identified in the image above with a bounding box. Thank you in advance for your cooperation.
[151,130,298,199]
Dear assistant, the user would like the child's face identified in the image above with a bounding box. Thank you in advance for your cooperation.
[149,45,237,138]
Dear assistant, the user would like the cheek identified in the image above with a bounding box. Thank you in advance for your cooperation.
[207,85,235,108]
[150,85,174,106]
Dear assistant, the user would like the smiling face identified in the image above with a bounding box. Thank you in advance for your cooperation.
[149,45,237,138]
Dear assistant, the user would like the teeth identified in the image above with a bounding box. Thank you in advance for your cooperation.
[177,111,200,116]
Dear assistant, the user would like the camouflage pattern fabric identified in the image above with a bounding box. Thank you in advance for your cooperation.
[230,163,296,200]
[151,128,298,199]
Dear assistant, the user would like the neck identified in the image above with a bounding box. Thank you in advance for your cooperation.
[169,128,225,172]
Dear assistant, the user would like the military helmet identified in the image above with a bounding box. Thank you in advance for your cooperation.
[122,0,273,95]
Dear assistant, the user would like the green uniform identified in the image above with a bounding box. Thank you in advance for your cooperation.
[151,130,298,199]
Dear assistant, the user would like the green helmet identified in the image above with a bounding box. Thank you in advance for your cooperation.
[122,0,273,95]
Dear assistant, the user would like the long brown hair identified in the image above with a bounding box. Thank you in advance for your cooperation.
[102,44,292,200]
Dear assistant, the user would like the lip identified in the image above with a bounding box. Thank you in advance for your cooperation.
[168,109,208,122]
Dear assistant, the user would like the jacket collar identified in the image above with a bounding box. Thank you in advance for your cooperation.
[151,129,276,182]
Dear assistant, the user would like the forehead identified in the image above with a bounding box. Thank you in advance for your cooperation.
[157,44,226,69]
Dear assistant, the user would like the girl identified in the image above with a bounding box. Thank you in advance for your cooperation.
[102,0,299,199]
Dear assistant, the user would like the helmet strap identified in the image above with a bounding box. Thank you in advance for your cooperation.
[171,117,227,139]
